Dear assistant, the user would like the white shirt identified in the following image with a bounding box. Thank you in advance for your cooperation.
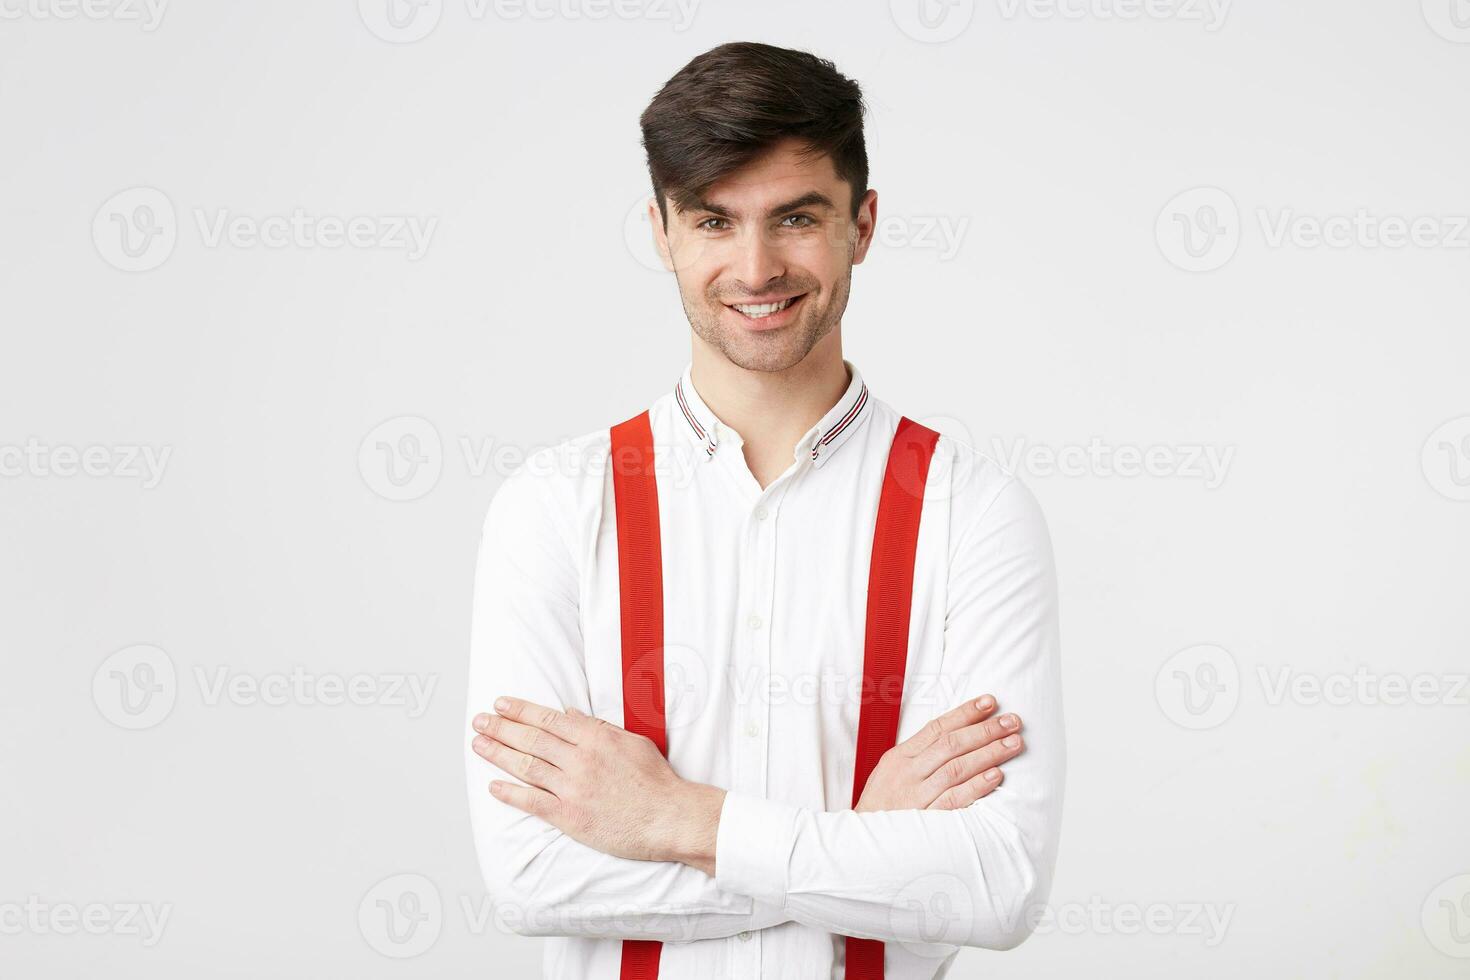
[465,359,1065,979]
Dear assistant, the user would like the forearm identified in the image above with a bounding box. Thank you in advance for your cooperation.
[707,790,1058,950]
[479,825,790,940]
[469,727,793,940]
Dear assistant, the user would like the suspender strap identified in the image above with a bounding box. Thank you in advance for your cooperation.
[844,416,941,980]
[610,410,667,980]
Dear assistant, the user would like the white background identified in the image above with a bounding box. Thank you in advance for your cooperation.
[2,0,1469,977]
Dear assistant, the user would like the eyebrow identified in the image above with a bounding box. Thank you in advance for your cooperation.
[688,191,837,221]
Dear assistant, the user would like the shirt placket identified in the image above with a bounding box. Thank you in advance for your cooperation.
[727,475,794,977]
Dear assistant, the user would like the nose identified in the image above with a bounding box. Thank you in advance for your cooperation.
[730,223,787,294]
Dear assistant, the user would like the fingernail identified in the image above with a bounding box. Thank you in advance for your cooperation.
[1003,734,1020,748]
[1000,714,1018,730]
[473,735,490,751]
[985,768,1001,781]
[494,697,510,711]
[489,781,504,796]
[472,713,490,732]
[976,696,993,710]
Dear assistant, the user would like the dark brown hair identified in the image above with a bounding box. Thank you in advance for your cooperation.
[639,42,868,227]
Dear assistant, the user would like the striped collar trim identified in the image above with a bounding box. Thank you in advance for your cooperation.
[670,359,873,467]
[674,367,718,458]
[808,361,871,468]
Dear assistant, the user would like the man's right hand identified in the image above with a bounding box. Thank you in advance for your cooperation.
[854,696,1024,812]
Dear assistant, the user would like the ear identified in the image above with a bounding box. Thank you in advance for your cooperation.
[851,187,879,266]
[647,196,675,272]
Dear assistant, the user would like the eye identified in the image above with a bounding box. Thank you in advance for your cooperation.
[697,217,730,231]
[781,214,816,228]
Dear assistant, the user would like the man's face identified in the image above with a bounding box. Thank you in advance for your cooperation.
[650,138,877,373]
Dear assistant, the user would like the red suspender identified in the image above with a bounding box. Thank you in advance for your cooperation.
[610,411,667,980]
[610,409,939,980]
[845,416,941,980]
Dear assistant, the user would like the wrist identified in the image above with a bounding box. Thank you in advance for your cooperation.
[664,780,725,876]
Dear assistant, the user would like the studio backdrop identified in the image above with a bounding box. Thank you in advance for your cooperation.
[2,2,1467,978]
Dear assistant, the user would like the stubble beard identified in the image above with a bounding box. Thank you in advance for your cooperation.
[678,260,853,375]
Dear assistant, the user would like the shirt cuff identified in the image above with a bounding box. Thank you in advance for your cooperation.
[714,790,800,905]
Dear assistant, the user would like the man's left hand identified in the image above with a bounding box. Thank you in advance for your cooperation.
[470,697,724,875]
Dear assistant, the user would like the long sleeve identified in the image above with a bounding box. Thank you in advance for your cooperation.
[465,457,793,940]
[713,475,1066,951]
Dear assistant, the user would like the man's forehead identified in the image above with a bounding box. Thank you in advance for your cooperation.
[675,140,844,213]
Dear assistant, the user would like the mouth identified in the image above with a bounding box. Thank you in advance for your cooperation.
[723,292,807,330]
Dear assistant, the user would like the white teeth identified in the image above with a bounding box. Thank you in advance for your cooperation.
[732,296,797,318]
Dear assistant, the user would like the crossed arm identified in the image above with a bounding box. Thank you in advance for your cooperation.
[464,463,1065,948]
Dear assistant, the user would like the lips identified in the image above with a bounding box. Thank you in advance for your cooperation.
[723,292,808,330]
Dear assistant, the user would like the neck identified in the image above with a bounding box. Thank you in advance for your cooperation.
[688,331,850,467]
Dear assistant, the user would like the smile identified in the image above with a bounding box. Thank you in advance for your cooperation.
[723,293,807,328]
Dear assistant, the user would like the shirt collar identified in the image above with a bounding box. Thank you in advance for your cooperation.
[671,359,873,469]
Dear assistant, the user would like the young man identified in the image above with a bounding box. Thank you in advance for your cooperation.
[465,41,1065,979]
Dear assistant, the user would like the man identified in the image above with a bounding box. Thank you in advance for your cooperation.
[465,41,1064,979]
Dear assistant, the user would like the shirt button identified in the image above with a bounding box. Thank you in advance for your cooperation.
[745,722,760,738]
[747,614,763,630]
[753,506,768,521]
[738,930,752,941]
